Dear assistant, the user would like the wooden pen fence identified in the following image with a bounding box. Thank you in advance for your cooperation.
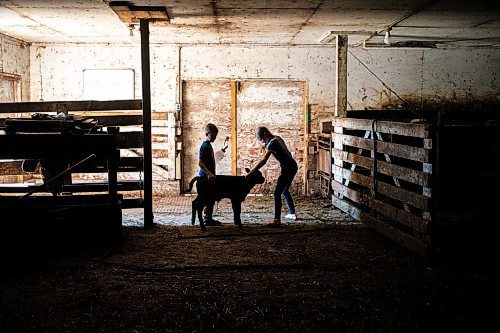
[330,117,433,257]
[0,100,145,209]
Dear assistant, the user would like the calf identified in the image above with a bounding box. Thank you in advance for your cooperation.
[186,168,265,231]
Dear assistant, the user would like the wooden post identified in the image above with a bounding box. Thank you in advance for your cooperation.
[335,35,348,118]
[140,19,154,229]
[333,35,348,199]
[230,81,238,175]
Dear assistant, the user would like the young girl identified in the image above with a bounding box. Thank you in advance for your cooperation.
[248,126,298,226]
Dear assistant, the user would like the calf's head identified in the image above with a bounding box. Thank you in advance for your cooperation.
[245,167,265,187]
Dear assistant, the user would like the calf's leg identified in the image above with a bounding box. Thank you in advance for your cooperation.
[197,200,207,231]
[231,199,243,229]
[191,197,198,225]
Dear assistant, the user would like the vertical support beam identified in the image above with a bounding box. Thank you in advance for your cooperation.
[333,35,347,200]
[108,148,120,201]
[303,81,309,195]
[332,125,344,199]
[140,19,154,228]
[230,81,238,175]
[174,46,183,182]
[335,35,348,118]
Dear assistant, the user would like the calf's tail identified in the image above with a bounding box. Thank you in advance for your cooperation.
[186,176,200,193]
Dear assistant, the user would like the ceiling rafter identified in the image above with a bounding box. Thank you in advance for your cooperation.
[109,1,170,25]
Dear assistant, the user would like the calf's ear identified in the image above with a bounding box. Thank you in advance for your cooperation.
[245,167,250,173]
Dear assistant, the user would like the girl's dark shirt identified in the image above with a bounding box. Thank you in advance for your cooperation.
[266,136,297,170]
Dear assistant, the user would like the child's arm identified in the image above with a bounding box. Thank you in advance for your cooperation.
[199,160,216,180]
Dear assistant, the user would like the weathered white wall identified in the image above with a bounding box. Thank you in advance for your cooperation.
[28,43,500,117]
[0,33,30,101]
[347,48,499,110]
[179,45,337,133]
[29,44,338,128]
[26,42,499,193]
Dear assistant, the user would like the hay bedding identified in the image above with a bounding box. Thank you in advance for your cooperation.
[0,196,495,332]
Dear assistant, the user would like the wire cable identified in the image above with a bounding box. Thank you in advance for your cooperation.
[348,50,423,118]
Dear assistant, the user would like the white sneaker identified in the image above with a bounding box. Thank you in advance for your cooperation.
[285,213,297,221]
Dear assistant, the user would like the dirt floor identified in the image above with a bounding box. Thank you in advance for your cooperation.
[0,195,496,332]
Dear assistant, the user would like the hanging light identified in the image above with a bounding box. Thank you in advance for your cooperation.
[384,30,391,45]
[128,24,135,37]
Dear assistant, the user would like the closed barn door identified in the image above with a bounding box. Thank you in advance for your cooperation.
[181,79,306,195]
[236,80,305,195]
[181,80,232,191]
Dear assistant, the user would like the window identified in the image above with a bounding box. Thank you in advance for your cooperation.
[0,73,21,103]
[83,69,135,100]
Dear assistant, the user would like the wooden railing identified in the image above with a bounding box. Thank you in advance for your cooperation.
[0,100,144,208]
[331,117,433,257]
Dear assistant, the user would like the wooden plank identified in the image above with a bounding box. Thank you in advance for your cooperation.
[84,115,142,126]
[332,117,431,138]
[0,134,117,159]
[332,126,344,198]
[122,197,144,209]
[140,18,154,229]
[0,157,142,175]
[64,181,142,192]
[375,131,410,212]
[332,132,430,162]
[332,165,430,210]
[110,2,170,23]
[331,147,430,187]
[71,156,143,173]
[331,179,428,233]
[231,81,238,175]
[0,193,122,205]
[71,110,168,122]
[0,160,24,175]
[117,131,143,148]
[335,35,348,118]
[344,130,370,189]
[331,195,429,257]
[0,175,23,183]
[0,100,142,114]
[0,181,142,193]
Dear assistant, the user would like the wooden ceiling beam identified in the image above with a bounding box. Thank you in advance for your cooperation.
[109,1,170,24]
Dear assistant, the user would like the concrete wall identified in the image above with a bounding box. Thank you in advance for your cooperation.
[347,48,499,110]
[0,33,30,101]
[25,42,500,193]
[27,43,500,118]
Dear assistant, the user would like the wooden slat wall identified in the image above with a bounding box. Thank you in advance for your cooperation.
[331,118,433,257]
[0,100,149,208]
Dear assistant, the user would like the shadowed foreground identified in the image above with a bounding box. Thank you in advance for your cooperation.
[0,217,496,332]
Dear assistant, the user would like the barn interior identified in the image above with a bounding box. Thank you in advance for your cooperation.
[0,0,498,332]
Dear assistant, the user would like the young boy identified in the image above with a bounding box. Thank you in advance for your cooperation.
[247,126,298,226]
[198,123,221,226]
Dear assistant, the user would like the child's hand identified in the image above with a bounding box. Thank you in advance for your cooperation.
[208,172,216,182]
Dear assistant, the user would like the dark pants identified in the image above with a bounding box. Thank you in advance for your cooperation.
[203,202,215,221]
[198,175,215,221]
[274,163,297,220]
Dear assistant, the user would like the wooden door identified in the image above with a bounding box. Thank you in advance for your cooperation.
[181,79,305,195]
[236,80,305,194]
[181,80,232,191]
